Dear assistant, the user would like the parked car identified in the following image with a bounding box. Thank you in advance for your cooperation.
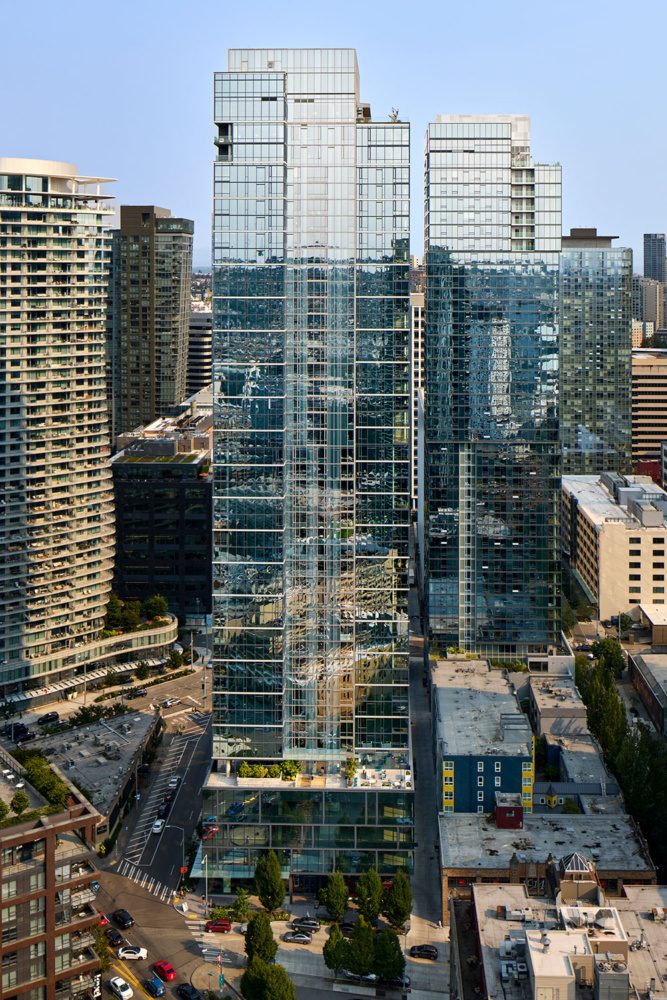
[153,960,176,982]
[156,802,169,819]
[292,916,321,931]
[17,732,37,744]
[113,909,135,929]
[176,986,204,1000]
[37,711,59,726]
[152,819,165,835]
[410,943,439,960]
[205,918,232,933]
[380,974,411,989]
[342,970,379,984]
[163,790,175,804]
[96,912,109,927]
[108,976,133,999]
[135,688,148,697]
[283,930,312,944]
[105,927,123,948]
[167,776,180,789]
[143,976,165,998]
[118,945,147,961]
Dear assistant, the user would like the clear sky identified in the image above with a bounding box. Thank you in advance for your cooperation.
[4,0,665,267]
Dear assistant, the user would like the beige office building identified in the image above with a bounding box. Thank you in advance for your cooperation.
[562,472,667,618]
[632,348,667,461]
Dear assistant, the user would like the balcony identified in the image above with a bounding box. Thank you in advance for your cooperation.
[55,903,97,931]
[55,974,96,998]
[71,887,96,908]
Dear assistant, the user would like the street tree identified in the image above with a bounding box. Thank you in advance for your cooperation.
[357,867,383,924]
[245,910,277,963]
[319,870,348,922]
[374,928,406,981]
[323,922,349,976]
[382,869,412,929]
[254,850,285,911]
[233,885,252,920]
[347,918,375,977]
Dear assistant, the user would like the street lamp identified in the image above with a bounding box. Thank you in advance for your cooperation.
[202,852,209,912]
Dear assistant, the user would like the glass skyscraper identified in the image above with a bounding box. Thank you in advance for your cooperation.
[425,116,561,658]
[643,232,666,282]
[560,228,632,474]
[205,49,412,890]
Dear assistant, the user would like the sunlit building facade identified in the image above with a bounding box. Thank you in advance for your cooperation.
[206,48,413,888]
[425,116,561,658]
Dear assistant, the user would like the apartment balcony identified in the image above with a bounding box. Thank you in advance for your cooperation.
[55,973,97,998]
[55,902,97,931]
[71,886,96,908]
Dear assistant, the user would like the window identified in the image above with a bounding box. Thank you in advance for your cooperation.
[495,776,501,787]
[494,761,501,772]
[629,587,641,593]
[653,538,664,546]
[443,760,454,770]
[630,537,641,543]
[654,575,664,581]
[630,562,641,568]
[444,791,453,801]
[477,791,484,802]
[629,574,641,581]
[477,805,484,814]
[477,776,484,786]
[654,587,665,593]
[654,562,664,569]
[477,762,484,772]
[630,549,641,556]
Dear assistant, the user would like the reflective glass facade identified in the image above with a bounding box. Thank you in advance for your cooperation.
[560,237,632,474]
[425,117,561,657]
[210,49,412,882]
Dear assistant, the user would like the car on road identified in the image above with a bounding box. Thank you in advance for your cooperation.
[156,802,169,819]
[380,974,411,989]
[167,776,180,789]
[105,927,123,947]
[37,711,59,726]
[153,960,176,982]
[205,918,232,933]
[410,943,439,960]
[283,930,312,943]
[292,916,320,931]
[108,977,133,999]
[341,970,379,984]
[118,945,148,961]
[163,790,175,803]
[152,819,165,835]
[162,697,180,708]
[176,986,204,1000]
[112,909,135,929]
[17,732,37,744]
[143,976,166,998]
[135,688,149,697]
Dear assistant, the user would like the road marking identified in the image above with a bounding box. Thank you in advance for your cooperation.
[113,959,150,998]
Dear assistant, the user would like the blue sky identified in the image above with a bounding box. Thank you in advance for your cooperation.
[4,0,665,266]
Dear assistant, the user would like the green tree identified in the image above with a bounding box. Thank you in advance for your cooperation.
[357,867,383,925]
[134,661,150,681]
[167,649,184,670]
[240,956,269,1000]
[120,600,142,631]
[382,870,412,929]
[323,922,349,976]
[374,928,406,980]
[10,791,30,815]
[319,870,348,922]
[0,799,8,822]
[254,850,285,912]
[93,924,112,972]
[591,637,625,677]
[245,910,277,963]
[343,756,359,781]
[347,917,375,977]
[104,592,122,630]
[233,885,252,921]
[263,964,298,1000]
[144,594,168,620]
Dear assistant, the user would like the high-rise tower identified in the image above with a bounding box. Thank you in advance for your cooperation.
[109,206,193,438]
[205,49,413,887]
[425,116,561,658]
[643,232,666,282]
[0,159,115,696]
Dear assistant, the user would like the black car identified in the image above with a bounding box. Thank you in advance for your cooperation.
[292,916,321,931]
[105,927,123,947]
[380,974,411,989]
[7,723,29,740]
[135,688,148,697]
[37,711,59,726]
[410,943,439,960]
[157,802,169,819]
[176,986,204,1000]
[17,731,37,744]
[112,909,134,929]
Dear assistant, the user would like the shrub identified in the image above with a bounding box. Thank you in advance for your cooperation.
[144,594,168,620]
[11,791,30,815]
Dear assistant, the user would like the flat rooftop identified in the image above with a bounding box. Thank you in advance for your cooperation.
[29,711,158,817]
[630,652,667,712]
[439,813,655,874]
[433,661,532,758]
[530,675,586,717]
[562,475,667,528]
[550,731,613,787]
[206,764,413,793]
[639,604,667,626]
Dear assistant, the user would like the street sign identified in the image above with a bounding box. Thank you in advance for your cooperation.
[219,974,225,988]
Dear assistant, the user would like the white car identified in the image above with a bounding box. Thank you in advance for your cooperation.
[167,776,180,789]
[117,945,147,961]
[109,977,134,999]
[151,819,165,835]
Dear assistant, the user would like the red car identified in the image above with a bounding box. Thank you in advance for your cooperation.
[96,913,109,927]
[205,918,232,933]
[154,961,176,982]
[202,826,219,841]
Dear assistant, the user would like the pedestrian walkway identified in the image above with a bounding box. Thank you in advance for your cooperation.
[116,858,174,903]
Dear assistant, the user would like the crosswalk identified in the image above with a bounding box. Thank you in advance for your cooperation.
[117,858,174,902]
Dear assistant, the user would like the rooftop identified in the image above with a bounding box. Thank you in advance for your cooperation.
[438,813,654,874]
[26,711,159,818]
[206,764,413,793]
[530,675,586,718]
[638,605,667,627]
[628,652,667,712]
[433,661,532,758]
[562,474,667,529]
[550,731,615,788]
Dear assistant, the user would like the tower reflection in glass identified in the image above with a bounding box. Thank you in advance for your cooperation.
[209,49,412,882]
[425,116,561,658]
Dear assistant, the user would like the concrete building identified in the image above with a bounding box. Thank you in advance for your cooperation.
[186,311,212,396]
[438,811,656,924]
[643,233,666,282]
[632,349,667,463]
[0,159,116,700]
[627,650,667,735]
[209,48,412,886]
[109,206,193,438]
[559,229,632,474]
[410,291,425,515]
[632,275,665,331]
[562,473,667,617]
[111,405,213,624]
[432,661,534,813]
[632,319,654,348]
[425,115,561,659]
[0,762,101,1000]
[527,675,587,737]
